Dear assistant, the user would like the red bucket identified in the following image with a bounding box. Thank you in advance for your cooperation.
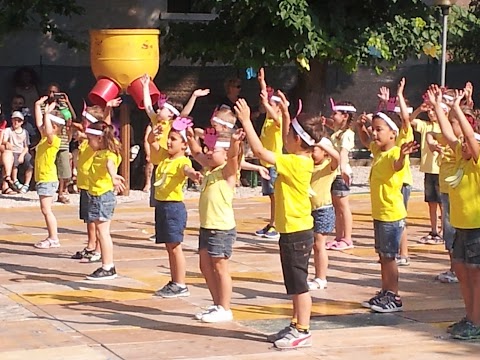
[128,77,160,109]
[88,78,121,107]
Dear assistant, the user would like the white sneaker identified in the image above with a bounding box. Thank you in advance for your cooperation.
[194,305,218,320]
[201,305,233,323]
[308,278,327,290]
[149,234,156,242]
[436,270,459,283]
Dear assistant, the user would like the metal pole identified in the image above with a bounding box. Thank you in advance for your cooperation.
[440,7,450,87]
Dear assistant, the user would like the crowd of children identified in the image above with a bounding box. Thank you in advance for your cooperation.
[2,68,480,347]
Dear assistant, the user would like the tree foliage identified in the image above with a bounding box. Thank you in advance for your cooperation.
[0,0,85,49]
[163,0,479,74]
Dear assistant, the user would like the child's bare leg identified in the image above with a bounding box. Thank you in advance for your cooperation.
[428,202,440,234]
[199,249,219,304]
[470,267,480,325]
[212,257,232,310]
[313,233,328,280]
[332,195,344,239]
[293,292,312,329]
[269,194,275,226]
[95,220,113,267]
[86,222,97,250]
[380,257,399,294]
[143,162,153,192]
[454,262,473,320]
[39,195,58,240]
[166,243,186,285]
[399,229,409,258]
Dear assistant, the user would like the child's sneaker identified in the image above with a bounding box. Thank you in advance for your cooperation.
[201,305,233,323]
[308,278,327,290]
[451,320,480,340]
[264,226,280,239]
[396,256,410,266]
[274,327,312,349]
[255,224,270,237]
[86,266,117,280]
[80,252,102,263]
[447,317,468,334]
[194,305,218,320]
[436,270,458,283]
[154,281,190,298]
[370,291,403,313]
[361,290,387,308]
[71,247,94,259]
[266,325,295,343]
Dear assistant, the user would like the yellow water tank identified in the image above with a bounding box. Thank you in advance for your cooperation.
[90,29,160,90]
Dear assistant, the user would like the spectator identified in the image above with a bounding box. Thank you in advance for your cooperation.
[12,67,40,114]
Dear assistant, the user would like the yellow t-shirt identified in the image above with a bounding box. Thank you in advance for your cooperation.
[260,116,282,167]
[449,142,480,229]
[274,154,314,233]
[76,140,96,190]
[331,128,355,175]
[154,155,191,201]
[310,159,336,209]
[396,126,414,185]
[414,120,440,174]
[435,134,457,194]
[199,164,236,230]
[149,113,172,165]
[35,135,61,183]
[88,150,122,196]
[369,143,407,221]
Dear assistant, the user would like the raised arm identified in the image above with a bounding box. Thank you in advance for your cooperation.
[355,113,371,149]
[427,85,458,149]
[277,90,292,146]
[181,89,210,117]
[318,139,340,171]
[223,128,244,187]
[397,78,411,130]
[186,126,209,167]
[234,98,276,166]
[394,141,419,172]
[104,97,122,125]
[140,74,156,118]
[34,96,49,132]
[452,89,479,162]
[43,101,57,144]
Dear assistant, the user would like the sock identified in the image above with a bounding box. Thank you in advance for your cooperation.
[174,282,186,288]
[102,264,114,271]
[290,318,297,327]
[296,323,310,333]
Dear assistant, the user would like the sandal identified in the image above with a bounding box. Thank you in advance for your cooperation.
[329,239,354,251]
[2,188,16,195]
[307,278,328,290]
[57,195,70,204]
[326,238,341,250]
[34,238,60,249]
[419,232,442,244]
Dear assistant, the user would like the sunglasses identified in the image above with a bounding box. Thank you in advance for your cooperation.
[232,85,242,89]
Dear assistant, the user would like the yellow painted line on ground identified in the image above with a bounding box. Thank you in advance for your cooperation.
[232,299,366,321]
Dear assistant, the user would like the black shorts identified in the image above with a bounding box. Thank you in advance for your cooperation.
[424,173,441,203]
[279,229,314,295]
[79,189,90,223]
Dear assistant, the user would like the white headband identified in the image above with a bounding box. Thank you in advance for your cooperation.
[215,141,230,148]
[163,102,180,117]
[212,116,235,129]
[270,95,282,103]
[440,103,449,112]
[85,128,103,136]
[394,106,413,114]
[475,133,480,142]
[334,105,357,113]
[318,137,333,148]
[376,112,399,132]
[82,110,98,123]
[49,114,66,125]
[443,94,454,101]
[291,117,316,146]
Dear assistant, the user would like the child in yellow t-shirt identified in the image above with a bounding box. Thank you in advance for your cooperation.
[235,94,323,350]
[428,86,480,339]
[187,128,243,324]
[253,68,283,239]
[357,111,418,313]
[325,99,356,250]
[33,96,65,249]
[84,122,125,281]
[307,138,339,291]
[152,118,202,298]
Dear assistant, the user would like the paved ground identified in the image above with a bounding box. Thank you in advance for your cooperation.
[1,191,479,359]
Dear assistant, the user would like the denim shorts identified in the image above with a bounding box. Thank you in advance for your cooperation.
[331,175,350,197]
[424,173,441,203]
[374,219,405,258]
[199,227,236,258]
[155,201,187,243]
[279,229,314,295]
[87,190,116,222]
[79,189,91,223]
[261,166,277,196]
[452,228,480,267]
[312,205,335,234]
[401,184,412,210]
[36,181,59,197]
[440,193,456,251]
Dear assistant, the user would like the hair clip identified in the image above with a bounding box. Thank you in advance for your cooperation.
[172,117,193,131]
[386,96,397,112]
[204,127,218,150]
[157,93,168,108]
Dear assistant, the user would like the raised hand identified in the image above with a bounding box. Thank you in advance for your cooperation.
[232,128,246,142]
[400,141,420,156]
[377,86,390,102]
[397,77,406,97]
[454,89,465,108]
[234,98,251,124]
[140,74,150,86]
[106,97,122,108]
[35,96,48,106]
[193,89,210,97]
[426,84,442,105]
